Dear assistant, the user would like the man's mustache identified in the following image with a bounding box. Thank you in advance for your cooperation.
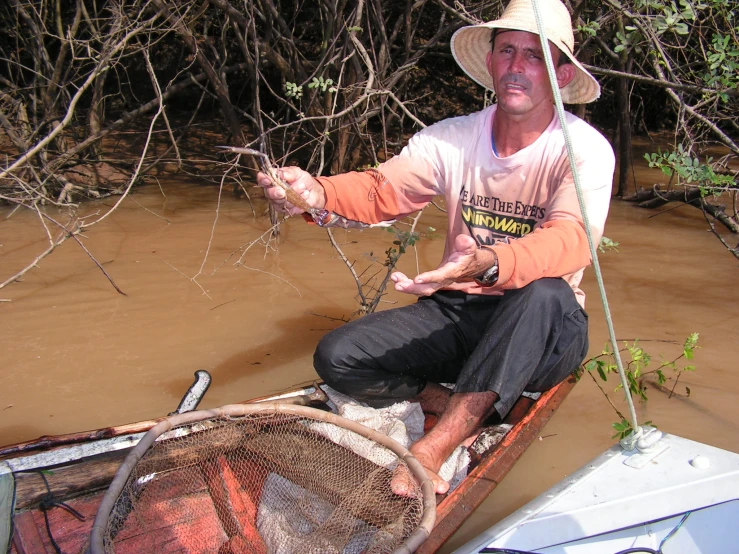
[499,75,532,89]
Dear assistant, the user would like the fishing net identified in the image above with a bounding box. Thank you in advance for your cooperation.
[91,403,435,554]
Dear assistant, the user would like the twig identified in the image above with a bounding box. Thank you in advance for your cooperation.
[194,162,231,279]
[161,259,211,300]
[583,64,738,98]
[326,227,366,306]
[65,230,127,296]
[209,221,282,275]
[238,266,302,297]
[0,17,154,180]
[586,370,628,423]
[36,208,127,296]
[210,299,236,311]
[127,195,171,223]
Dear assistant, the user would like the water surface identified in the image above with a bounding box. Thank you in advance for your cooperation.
[1,161,737,551]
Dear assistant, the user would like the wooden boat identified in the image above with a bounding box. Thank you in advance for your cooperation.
[0,372,576,553]
[452,429,739,554]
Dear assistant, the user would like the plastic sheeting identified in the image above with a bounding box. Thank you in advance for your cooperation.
[0,462,15,554]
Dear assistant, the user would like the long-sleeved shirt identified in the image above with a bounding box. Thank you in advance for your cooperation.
[316,104,615,306]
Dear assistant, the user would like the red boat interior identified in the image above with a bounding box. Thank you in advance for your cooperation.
[6,378,574,554]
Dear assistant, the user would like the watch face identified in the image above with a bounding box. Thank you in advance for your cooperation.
[475,264,499,286]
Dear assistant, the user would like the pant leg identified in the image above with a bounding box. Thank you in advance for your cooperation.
[454,278,589,418]
[313,292,490,407]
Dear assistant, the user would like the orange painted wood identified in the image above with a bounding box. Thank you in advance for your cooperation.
[217,457,267,554]
[11,510,53,554]
[201,456,268,553]
[227,456,270,531]
[106,469,226,553]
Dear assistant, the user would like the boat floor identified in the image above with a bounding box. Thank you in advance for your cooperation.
[12,491,100,554]
[12,483,262,554]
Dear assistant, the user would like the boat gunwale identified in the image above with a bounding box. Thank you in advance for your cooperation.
[0,385,319,460]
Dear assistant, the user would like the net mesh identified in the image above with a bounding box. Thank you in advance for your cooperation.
[100,408,429,554]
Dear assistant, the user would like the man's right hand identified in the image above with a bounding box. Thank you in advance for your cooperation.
[256,166,327,215]
[391,234,497,296]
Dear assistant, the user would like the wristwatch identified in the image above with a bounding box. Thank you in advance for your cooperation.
[474,248,499,287]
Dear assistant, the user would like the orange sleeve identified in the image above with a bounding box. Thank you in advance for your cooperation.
[315,169,403,224]
[492,219,592,290]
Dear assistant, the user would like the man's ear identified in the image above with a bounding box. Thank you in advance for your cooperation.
[556,63,576,89]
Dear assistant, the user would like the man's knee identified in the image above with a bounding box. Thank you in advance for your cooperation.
[313,329,350,388]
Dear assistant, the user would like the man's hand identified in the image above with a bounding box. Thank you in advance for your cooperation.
[256,166,327,215]
[391,234,497,296]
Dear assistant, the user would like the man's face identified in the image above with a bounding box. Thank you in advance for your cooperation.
[486,30,573,118]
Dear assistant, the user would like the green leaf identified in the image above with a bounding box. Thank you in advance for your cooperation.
[598,365,607,381]
[611,418,632,439]
[684,333,699,349]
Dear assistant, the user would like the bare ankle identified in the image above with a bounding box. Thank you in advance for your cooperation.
[413,382,452,415]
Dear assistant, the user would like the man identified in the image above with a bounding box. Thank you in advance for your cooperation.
[258,0,614,494]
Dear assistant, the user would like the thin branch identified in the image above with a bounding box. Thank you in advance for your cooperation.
[584,64,738,98]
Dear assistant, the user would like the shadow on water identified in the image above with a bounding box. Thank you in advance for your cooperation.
[163,310,346,398]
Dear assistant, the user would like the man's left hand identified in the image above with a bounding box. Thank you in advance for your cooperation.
[391,234,496,296]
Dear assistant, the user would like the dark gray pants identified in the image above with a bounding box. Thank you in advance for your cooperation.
[314,278,588,418]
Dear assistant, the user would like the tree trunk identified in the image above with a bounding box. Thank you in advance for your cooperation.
[616,68,633,197]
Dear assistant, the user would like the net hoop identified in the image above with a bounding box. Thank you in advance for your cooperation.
[90,402,437,554]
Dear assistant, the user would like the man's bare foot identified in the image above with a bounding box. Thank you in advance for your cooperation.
[390,464,420,497]
[401,441,450,495]
[413,382,452,415]
[393,390,499,497]
[390,459,448,497]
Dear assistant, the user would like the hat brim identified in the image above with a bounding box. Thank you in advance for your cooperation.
[450,23,600,104]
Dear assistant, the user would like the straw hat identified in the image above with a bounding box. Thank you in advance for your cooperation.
[450,0,600,104]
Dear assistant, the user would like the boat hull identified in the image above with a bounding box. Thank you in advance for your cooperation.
[454,433,739,554]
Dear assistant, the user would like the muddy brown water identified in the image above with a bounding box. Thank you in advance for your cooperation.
[1,158,738,552]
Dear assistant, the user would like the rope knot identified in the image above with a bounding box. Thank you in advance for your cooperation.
[39,492,56,511]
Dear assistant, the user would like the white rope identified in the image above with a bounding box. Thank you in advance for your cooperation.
[529,0,642,447]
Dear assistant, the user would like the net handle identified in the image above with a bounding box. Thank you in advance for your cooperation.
[90,402,437,554]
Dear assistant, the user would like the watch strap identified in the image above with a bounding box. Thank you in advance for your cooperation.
[474,247,499,286]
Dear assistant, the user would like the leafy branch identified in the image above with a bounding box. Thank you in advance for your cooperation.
[577,333,700,439]
[645,146,736,195]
